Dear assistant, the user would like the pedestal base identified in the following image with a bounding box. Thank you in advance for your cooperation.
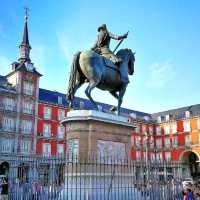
[61,110,135,160]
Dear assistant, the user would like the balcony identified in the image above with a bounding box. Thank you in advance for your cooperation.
[0,104,17,112]
[0,145,13,153]
[0,127,16,133]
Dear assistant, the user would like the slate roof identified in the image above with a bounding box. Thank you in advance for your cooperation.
[39,88,151,118]
[152,104,200,120]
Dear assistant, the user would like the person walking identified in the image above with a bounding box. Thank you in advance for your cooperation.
[187,188,193,200]
[0,177,8,200]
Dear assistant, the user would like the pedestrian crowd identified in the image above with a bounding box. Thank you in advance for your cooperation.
[182,182,200,200]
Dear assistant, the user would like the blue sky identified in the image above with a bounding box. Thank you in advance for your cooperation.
[0,0,199,113]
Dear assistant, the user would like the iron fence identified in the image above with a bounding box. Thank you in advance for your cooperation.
[0,153,190,200]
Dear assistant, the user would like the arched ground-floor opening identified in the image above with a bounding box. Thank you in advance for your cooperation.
[180,150,200,179]
[0,161,9,176]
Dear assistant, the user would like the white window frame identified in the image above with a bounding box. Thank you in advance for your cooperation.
[164,125,170,135]
[156,152,163,161]
[2,117,15,131]
[20,140,31,153]
[185,135,191,146]
[3,97,15,111]
[156,138,162,148]
[23,81,33,95]
[23,100,33,114]
[184,120,191,132]
[164,137,171,148]
[136,151,141,161]
[44,107,51,119]
[149,126,153,135]
[21,120,32,134]
[43,143,51,156]
[57,144,64,155]
[171,122,177,134]
[165,152,171,161]
[57,125,65,139]
[197,118,200,130]
[172,137,178,148]
[156,126,161,136]
[0,139,14,153]
[58,109,65,121]
[135,136,141,147]
[43,123,51,137]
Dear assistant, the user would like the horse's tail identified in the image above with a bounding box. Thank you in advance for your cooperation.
[67,51,81,107]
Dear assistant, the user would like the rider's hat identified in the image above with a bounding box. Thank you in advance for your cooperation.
[98,24,107,32]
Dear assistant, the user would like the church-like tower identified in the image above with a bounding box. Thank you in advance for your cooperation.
[6,9,42,154]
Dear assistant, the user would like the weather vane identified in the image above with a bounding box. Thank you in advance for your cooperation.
[24,6,29,21]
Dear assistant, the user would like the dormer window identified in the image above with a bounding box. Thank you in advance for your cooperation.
[157,116,162,123]
[144,116,150,121]
[58,96,62,105]
[130,113,137,119]
[185,111,191,118]
[79,101,85,109]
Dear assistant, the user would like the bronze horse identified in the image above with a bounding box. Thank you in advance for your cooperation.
[67,49,135,115]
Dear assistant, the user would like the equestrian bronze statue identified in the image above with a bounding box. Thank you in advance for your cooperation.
[67,24,135,115]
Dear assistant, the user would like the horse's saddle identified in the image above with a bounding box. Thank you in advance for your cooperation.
[102,57,120,73]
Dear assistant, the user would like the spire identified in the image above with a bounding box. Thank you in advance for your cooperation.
[18,7,31,63]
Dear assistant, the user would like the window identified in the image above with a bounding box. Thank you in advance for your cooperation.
[20,140,31,153]
[58,109,65,121]
[184,120,191,132]
[151,153,155,161]
[0,139,14,153]
[165,138,171,148]
[79,101,85,109]
[165,152,171,161]
[166,115,170,121]
[67,139,79,160]
[43,143,51,156]
[156,152,163,161]
[136,151,141,161]
[3,97,15,111]
[23,100,33,114]
[43,124,51,137]
[44,107,51,119]
[149,126,153,135]
[58,125,65,139]
[135,126,140,134]
[23,81,33,95]
[156,127,161,135]
[58,96,63,105]
[57,144,64,155]
[172,137,178,148]
[164,125,170,135]
[149,136,154,148]
[197,118,200,130]
[2,117,15,131]
[185,135,191,146]
[171,123,177,134]
[135,136,141,147]
[156,138,162,148]
[185,111,191,118]
[21,120,32,133]
[142,125,146,134]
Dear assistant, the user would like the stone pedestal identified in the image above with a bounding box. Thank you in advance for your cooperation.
[61,110,135,160]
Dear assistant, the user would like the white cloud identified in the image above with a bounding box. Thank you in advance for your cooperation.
[0,56,12,75]
[56,31,74,63]
[146,60,175,89]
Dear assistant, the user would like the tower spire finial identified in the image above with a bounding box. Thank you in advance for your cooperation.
[18,6,31,63]
[24,6,29,22]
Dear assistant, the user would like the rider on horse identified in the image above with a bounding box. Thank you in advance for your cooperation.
[91,24,128,66]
